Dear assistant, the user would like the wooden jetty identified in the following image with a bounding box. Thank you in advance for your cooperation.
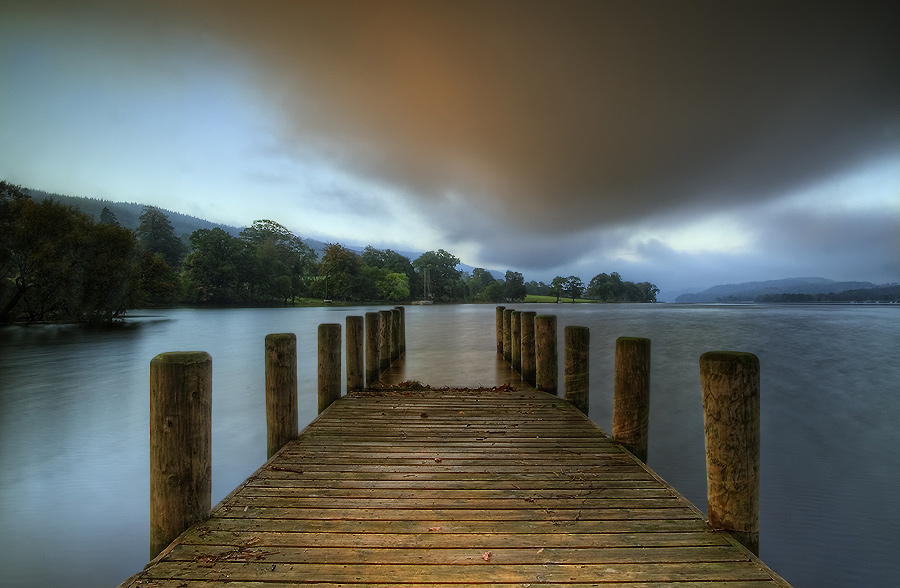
[122,308,791,587]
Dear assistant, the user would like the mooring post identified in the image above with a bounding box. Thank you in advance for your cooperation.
[535,315,558,395]
[318,324,341,413]
[346,316,364,391]
[391,308,401,361]
[520,311,536,387]
[510,310,522,373]
[612,337,651,463]
[395,306,406,356]
[365,312,380,386]
[564,326,590,414]
[700,351,761,555]
[378,310,392,374]
[150,351,212,558]
[495,306,506,355]
[264,334,298,459]
[503,308,513,363]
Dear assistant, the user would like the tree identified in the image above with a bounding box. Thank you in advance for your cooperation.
[586,272,658,302]
[239,220,316,303]
[466,267,495,301]
[550,276,567,303]
[1,190,140,323]
[525,280,551,296]
[503,271,527,302]
[182,228,250,303]
[136,206,187,269]
[362,246,417,298]
[316,243,364,301]
[481,280,505,303]
[586,272,622,302]
[563,276,585,302]
[99,206,119,226]
[377,272,410,301]
[413,250,464,302]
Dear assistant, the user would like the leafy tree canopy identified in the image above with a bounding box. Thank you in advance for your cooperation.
[136,206,187,268]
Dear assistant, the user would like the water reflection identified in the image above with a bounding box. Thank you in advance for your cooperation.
[0,304,898,588]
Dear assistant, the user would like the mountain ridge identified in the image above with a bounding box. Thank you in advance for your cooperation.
[674,277,885,303]
[25,189,504,278]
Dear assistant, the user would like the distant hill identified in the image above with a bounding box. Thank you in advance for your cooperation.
[27,189,243,241]
[25,189,506,276]
[675,277,879,303]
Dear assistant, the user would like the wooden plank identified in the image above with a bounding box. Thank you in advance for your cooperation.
[134,561,777,583]
[122,388,791,588]
[124,581,782,588]
[164,544,750,564]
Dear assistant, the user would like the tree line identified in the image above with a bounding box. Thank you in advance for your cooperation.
[1,181,658,324]
[525,272,659,303]
[754,286,900,303]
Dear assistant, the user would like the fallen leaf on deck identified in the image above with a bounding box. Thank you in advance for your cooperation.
[482,551,492,561]
[428,526,442,531]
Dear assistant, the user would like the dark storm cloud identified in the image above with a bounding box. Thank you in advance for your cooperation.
[165,0,900,233]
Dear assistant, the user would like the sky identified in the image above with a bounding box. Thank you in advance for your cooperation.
[1,0,898,299]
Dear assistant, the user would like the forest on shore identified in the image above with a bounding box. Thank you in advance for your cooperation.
[1,182,659,324]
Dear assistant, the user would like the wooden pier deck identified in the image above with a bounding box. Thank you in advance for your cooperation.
[123,383,791,587]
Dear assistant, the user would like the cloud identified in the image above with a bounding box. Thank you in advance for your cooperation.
[162,0,900,235]
[4,1,898,293]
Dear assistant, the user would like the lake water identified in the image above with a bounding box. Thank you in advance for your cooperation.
[0,304,897,587]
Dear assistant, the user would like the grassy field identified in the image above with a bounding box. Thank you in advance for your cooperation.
[524,294,594,303]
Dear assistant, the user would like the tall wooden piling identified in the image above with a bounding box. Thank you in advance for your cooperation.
[503,308,513,363]
[511,310,522,373]
[150,351,212,558]
[391,309,401,361]
[612,337,651,463]
[520,311,536,387]
[365,312,380,387]
[700,351,761,555]
[378,310,392,373]
[264,334,298,460]
[346,316,364,391]
[495,306,506,355]
[318,324,341,413]
[535,315,558,396]
[395,306,406,356]
[564,326,590,414]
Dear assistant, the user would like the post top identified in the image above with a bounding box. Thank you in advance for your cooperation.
[700,351,759,365]
[151,351,211,365]
[617,336,650,344]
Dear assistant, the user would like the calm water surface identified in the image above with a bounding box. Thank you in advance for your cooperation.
[0,304,897,587]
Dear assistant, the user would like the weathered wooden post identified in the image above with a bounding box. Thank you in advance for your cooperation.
[318,324,341,413]
[612,337,651,463]
[503,308,513,363]
[495,306,506,355]
[520,311,536,387]
[150,351,212,558]
[378,310,392,374]
[365,312,380,386]
[510,310,521,373]
[700,351,761,555]
[395,306,406,356]
[346,316,364,391]
[391,308,401,361]
[535,315,557,396]
[564,326,590,414]
[265,334,298,459]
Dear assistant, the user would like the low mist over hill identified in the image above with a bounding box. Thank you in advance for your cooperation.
[675,277,888,303]
[27,189,243,240]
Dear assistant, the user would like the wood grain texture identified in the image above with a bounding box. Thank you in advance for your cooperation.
[125,388,790,587]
